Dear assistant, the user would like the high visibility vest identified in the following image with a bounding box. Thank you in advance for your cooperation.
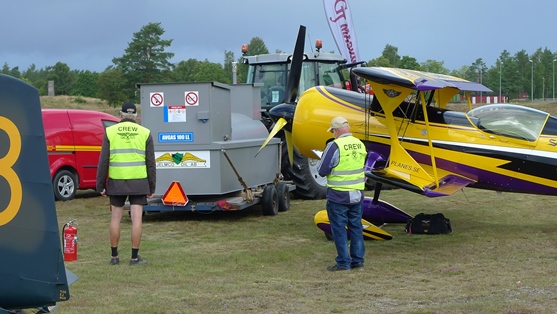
[326,136,367,191]
[105,121,150,180]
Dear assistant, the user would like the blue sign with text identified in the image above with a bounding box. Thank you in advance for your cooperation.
[158,132,194,143]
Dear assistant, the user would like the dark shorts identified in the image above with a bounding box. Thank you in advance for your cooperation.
[109,195,147,207]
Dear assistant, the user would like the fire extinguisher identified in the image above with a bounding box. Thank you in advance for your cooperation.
[63,219,78,262]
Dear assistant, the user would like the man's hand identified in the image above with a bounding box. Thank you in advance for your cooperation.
[100,189,106,196]
[147,193,154,199]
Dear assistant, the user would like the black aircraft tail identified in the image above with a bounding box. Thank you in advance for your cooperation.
[0,74,74,313]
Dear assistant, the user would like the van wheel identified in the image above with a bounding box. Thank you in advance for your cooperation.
[53,170,77,201]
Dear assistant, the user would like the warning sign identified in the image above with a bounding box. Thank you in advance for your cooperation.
[184,91,199,106]
[150,92,164,107]
[162,181,189,206]
[164,105,186,122]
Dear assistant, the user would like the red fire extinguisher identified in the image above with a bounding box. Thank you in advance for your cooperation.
[63,219,78,262]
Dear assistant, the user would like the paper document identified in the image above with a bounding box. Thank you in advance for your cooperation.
[312,150,323,159]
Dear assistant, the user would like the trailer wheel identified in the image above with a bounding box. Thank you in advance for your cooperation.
[276,182,290,212]
[53,169,77,201]
[261,185,278,216]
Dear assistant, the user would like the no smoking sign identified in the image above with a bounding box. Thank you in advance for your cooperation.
[184,91,199,106]
[150,92,164,107]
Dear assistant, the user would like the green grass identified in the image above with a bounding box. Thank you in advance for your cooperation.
[39,96,557,313]
[54,188,557,314]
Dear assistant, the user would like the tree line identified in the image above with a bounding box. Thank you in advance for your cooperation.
[369,44,557,101]
[2,22,556,105]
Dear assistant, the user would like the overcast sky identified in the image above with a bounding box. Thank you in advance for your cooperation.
[2,0,555,73]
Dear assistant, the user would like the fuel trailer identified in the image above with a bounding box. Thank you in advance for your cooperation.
[138,81,293,215]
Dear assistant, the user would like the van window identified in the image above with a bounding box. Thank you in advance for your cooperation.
[103,120,118,129]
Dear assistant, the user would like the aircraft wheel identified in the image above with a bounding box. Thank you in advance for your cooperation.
[276,182,290,212]
[261,185,278,216]
[53,169,77,201]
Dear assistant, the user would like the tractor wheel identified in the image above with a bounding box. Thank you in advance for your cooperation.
[261,185,278,216]
[281,145,326,200]
[53,169,77,201]
[276,182,290,212]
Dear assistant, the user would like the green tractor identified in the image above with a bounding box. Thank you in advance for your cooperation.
[241,25,365,200]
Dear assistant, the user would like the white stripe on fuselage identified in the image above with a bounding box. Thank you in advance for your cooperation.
[371,134,557,159]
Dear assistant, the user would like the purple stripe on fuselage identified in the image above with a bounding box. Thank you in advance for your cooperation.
[366,141,557,196]
[315,86,367,113]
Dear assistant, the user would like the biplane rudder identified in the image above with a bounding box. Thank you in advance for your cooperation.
[0,74,73,312]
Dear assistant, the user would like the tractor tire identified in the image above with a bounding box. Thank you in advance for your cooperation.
[276,182,290,212]
[261,185,279,216]
[281,145,327,200]
[53,169,77,201]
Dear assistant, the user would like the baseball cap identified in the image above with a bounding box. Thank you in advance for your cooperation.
[327,116,349,132]
[121,102,137,114]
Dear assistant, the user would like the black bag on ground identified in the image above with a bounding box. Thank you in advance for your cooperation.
[405,213,452,234]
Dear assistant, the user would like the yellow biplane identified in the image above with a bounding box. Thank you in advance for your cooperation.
[264,66,557,238]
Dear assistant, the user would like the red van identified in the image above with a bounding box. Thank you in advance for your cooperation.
[42,109,120,201]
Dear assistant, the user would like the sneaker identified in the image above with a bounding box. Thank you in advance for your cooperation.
[351,262,364,270]
[129,256,148,266]
[110,256,119,265]
[327,265,350,271]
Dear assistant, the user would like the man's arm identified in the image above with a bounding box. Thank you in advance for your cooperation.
[96,135,110,193]
[145,134,156,195]
[317,141,339,177]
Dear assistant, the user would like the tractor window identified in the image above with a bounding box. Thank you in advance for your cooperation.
[318,63,343,88]
[251,63,288,107]
[253,64,287,87]
[299,62,317,98]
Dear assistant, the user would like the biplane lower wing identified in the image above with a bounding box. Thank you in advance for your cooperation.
[314,210,393,241]
[366,171,476,197]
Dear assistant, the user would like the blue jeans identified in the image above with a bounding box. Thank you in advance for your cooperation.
[326,200,365,269]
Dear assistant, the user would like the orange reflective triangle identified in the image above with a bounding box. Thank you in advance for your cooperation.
[162,181,189,206]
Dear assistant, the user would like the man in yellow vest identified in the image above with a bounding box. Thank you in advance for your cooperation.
[97,102,156,266]
[317,116,367,271]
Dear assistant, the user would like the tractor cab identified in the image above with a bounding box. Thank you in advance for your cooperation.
[241,40,349,111]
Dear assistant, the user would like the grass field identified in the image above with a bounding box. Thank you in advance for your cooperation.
[53,188,557,314]
[40,96,557,313]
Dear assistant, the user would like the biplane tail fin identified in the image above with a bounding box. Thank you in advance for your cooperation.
[0,74,73,312]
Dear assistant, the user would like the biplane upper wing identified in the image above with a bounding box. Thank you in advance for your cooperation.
[354,67,492,109]
[352,67,493,197]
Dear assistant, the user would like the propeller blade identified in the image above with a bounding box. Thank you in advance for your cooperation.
[284,130,293,166]
[285,25,306,103]
[255,118,288,157]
